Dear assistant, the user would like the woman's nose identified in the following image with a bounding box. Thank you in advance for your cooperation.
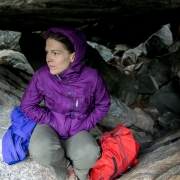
[46,53,52,62]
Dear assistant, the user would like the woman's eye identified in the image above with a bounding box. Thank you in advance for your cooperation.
[53,52,59,56]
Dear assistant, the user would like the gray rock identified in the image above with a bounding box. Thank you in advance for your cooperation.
[89,126,102,136]
[118,75,139,106]
[158,111,180,130]
[135,61,144,71]
[0,65,27,90]
[0,30,21,52]
[133,107,154,135]
[149,79,180,114]
[138,48,180,89]
[138,58,170,88]
[0,89,20,107]
[144,24,172,58]
[121,49,137,67]
[87,41,114,62]
[121,24,172,67]
[130,128,153,150]
[0,50,34,75]
[99,96,136,128]
[0,75,24,99]
[0,147,55,180]
[156,165,180,180]
[143,106,160,117]
[136,74,158,94]
[0,105,13,139]
[114,44,128,52]
[124,64,135,72]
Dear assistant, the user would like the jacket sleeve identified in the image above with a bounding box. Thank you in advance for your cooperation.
[69,72,110,136]
[84,72,110,130]
[20,70,53,125]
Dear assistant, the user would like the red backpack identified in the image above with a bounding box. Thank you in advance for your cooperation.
[90,124,140,180]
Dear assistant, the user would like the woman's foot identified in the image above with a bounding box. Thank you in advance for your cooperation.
[66,160,90,180]
[67,167,78,180]
[66,160,78,180]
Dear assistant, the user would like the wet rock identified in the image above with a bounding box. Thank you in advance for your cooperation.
[149,78,180,114]
[0,105,13,139]
[136,74,158,94]
[121,49,138,67]
[135,61,144,71]
[0,50,34,75]
[137,48,180,88]
[89,126,102,136]
[169,40,180,53]
[130,128,153,150]
[153,127,170,140]
[0,65,27,90]
[118,75,139,105]
[99,96,136,129]
[0,30,21,52]
[133,107,154,135]
[121,43,146,67]
[0,89,20,107]
[145,24,173,58]
[143,106,160,122]
[0,74,24,99]
[143,106,160,116]
[124,64,135,72]
[158,111,180,130]
[114,44,128,52]
[87,41,114,62]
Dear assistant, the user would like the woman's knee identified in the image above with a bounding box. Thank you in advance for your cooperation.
[73,143,100,171]
[29,124,63,166]
[66,132,101,168]
[79,142,100,166]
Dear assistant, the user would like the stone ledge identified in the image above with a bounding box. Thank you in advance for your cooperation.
[0,139,55,180]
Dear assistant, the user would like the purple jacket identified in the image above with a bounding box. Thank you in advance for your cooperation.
[20,27,110,139]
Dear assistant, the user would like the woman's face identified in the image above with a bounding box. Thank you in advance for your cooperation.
[45,38,75,75]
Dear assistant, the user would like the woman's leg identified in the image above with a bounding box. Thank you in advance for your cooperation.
[29,124,67,180]
[64,131,101,180]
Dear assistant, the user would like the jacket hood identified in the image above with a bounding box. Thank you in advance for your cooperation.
[46,27,87,81]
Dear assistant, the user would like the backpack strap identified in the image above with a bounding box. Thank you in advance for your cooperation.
[138,136,180,157]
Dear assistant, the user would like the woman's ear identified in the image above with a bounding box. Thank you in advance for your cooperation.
[71,52,75,62]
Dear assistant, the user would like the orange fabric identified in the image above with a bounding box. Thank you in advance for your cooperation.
[90,124,140,180]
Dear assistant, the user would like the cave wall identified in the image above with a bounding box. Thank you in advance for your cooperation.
[0,0,180,46]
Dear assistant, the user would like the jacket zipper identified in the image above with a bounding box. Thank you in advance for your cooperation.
[110,157,117,180]
[65,79,74,137]
[56,75,75,136]
[56,74,62,81]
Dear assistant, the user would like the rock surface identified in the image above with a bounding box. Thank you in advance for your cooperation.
[117,128,180,180]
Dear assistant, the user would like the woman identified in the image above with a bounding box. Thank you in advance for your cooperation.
[20,27,110,180]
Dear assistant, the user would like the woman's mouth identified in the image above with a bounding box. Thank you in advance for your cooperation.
[49,65,56,69]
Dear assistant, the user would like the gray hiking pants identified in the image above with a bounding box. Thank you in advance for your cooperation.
[29,124,100,180]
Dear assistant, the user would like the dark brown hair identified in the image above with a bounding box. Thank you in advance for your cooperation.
[47,32,74,54]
